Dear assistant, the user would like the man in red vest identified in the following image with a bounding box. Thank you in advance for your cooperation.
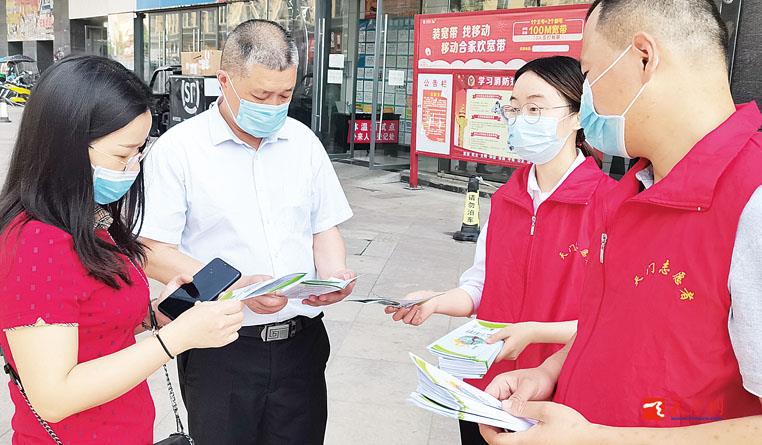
[479,0,762,443]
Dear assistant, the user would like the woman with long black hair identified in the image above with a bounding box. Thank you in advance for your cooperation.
[0,55,244,444]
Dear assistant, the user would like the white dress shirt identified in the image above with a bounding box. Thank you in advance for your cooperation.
[458,151,587,308]
[527,150,586,212]
[140,103,353,326]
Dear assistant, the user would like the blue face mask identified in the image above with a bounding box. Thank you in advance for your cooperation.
[92,166,139,205]
[580,45,650,159]
[508,114,575,165]
[224,77,290,138]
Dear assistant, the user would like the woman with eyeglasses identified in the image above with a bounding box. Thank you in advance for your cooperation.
[386,56,616,444]
[0,55,244,444]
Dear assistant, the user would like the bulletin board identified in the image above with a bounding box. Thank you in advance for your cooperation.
[356,18,415,146]
[410,4,590,187]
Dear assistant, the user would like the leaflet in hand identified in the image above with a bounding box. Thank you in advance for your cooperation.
[427,319,506,379]
[281,276,358,300]
[347,293,441,308]
[407,353,535,432]
[220,273,357,301]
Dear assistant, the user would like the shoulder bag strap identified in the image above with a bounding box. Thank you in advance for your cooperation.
[2,355,63,445]
[148,304,187,436]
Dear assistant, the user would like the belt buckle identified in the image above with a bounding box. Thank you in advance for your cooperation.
[261,321,293,342]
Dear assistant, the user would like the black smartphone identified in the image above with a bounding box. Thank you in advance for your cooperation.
[157,258,241,320]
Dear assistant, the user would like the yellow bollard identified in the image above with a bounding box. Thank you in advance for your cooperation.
[453,175,481,242]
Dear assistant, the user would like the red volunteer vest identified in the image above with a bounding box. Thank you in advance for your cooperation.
[555,103,762,427]
[469,157,616,391]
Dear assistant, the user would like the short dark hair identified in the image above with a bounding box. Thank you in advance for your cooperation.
[587,0,728,64]
[0,55,151,289]
[515,56,597,161]
[221,19,299,75]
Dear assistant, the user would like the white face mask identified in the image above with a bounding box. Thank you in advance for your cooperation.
[508,114,576,165]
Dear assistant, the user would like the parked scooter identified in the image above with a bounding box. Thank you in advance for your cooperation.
[0,55,38,106]
[0,79,32,106]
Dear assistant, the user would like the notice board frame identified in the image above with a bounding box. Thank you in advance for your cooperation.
[410,4,591,188]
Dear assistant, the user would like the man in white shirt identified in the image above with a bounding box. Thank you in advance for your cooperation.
[139,20,355,444]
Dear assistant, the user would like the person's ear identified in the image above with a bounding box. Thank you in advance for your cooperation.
[571,111,582,130]
[632,32,660,83]
[217,70,229,89]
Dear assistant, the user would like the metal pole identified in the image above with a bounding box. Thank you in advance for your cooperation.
[311,0,324,133]
[134,13,146,80]
[318,18,327,132]
[368,0,384,169]
[349,1,361,159]
[378,14,388,139]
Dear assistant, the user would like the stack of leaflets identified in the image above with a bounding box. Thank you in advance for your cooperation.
[407,353,535,431]
[220,273,358,301]
[427,319,507,379]
[347,293,442,308]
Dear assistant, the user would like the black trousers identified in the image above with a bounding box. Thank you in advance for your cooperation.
[177,318,331,445]
[459,420,488,445]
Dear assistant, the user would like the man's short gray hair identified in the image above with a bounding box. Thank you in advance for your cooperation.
[221,19,299,75]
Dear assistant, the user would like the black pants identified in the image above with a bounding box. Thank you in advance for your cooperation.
[177,318,331,445]
[459,420,488,445]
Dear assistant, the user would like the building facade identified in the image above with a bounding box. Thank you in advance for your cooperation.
[0,0,758,177]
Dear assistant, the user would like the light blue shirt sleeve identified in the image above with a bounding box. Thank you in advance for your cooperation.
[728,185,762,398]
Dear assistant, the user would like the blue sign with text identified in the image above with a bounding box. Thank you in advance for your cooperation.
[137,0,222,11]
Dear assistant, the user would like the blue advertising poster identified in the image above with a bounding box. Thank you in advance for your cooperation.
[136,0,223,11]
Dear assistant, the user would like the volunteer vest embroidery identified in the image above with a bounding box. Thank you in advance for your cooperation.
[555,104,762,427]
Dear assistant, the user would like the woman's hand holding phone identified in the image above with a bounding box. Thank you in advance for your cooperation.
[151,274,193,328]
[159,298,245,355]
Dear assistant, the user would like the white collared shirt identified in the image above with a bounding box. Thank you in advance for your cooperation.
[527,150,586,212]
[458,151,587,308]
[634,165,655,189]
[140,103,353,326]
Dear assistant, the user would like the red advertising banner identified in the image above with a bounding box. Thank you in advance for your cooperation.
[416,8,585,70]
[348,119,400,144]
[410,4,589,187]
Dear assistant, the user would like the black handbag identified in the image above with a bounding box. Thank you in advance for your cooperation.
[2,304,194,445]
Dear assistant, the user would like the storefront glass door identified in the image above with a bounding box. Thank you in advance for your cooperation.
[364,0,417,169]
[146,12,181,93]
[181,8,220,52]
[310,0,417,168]
[311,0,360,158]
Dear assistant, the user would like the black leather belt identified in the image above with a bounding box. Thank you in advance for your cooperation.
[239,313,324,342]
